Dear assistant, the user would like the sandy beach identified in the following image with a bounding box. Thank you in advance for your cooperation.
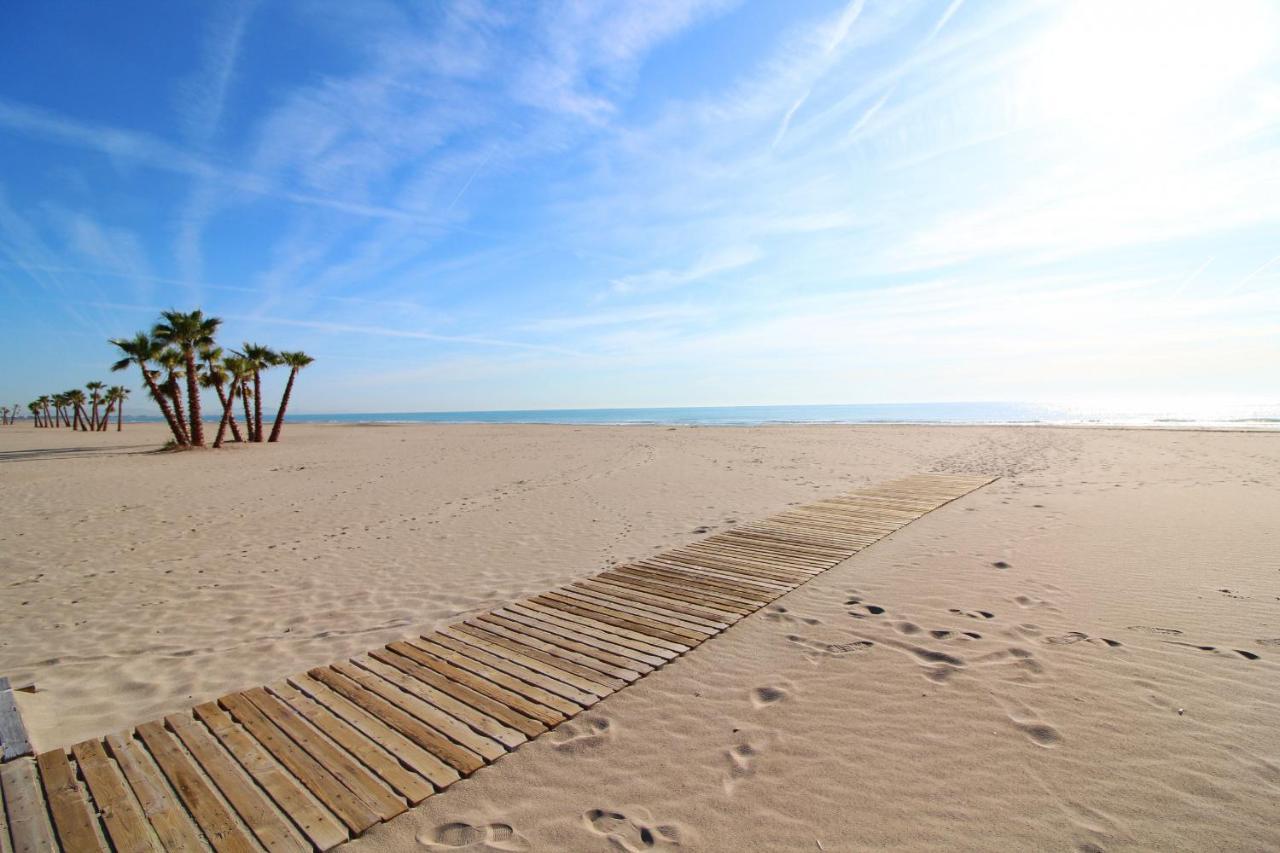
[1,423,1278,850]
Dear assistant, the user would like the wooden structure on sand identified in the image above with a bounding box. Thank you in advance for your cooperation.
[0,473,993,851]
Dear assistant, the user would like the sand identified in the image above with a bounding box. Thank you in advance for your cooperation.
[1,422,1277,850]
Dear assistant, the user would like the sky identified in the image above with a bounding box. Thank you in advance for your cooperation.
[1,0,1278,414]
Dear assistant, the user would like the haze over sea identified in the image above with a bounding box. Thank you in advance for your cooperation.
[125,401,1280,428]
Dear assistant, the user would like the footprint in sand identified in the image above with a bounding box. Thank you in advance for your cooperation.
[721,735,770,794]
[751,684,790,708]
[1004,707,1062,748]
[763,605,820,626]
[787,634,874,663]
[1166,641,1260,661]
[1045,632,1122,648]
[419,822,530,851]
[1257,638,1280,647]
[950,608,995,620]
[1126,625,1182,636]
[583,808,682,852]
[551,717,613,752]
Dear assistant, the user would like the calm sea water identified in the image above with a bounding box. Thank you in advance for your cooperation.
[258,401,1279,428]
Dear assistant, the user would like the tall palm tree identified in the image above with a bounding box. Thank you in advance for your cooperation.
[268,351,314,442]
[155,348,190,443]
[27,401,42,426]
[66,389,88,430]
[109,386,130,431]
[154,310,221,447]
[1,407,9,425]
[199,345,244,443]
[36,395,51,428]
[85,381,105,430]
[110,332,188,446]
[213,356,251,448]
[237,343,278,443]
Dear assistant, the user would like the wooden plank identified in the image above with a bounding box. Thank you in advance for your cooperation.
[681,540,827,573]
[287,674,460,790]
[165,712,303,851]
[450,621,643,684]
[240,687,406,822]
[35,749,106,851]
[408,633,600,707]
[557,586,722,634]
[518,599,690,657]
[348,658,510,760]
[71,739,159,853]
[529,594,700,648]
[542,589,715,640]
[217,691,381,834]
[0,758,57,853]
[318,664,485,776]
[615,566,764,609]
[589,574,750,617]
[574,579,734,628]
[663,548,806,582]
[641,556,795,594]
[402,636,588,714]
[268,681,435,805]
[504,596,675,666]
[364,649,531,746]
[104,732,206,851]
[0,678,32,761]
[134,720,257,853]
[193,701,349,851]
[437,625,625,692]
[476,612,658,673]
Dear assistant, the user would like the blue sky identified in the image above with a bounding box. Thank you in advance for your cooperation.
[1,0,1278,414]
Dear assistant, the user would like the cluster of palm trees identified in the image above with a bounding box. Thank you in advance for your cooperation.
[1,404,23,425]
[106,309,314,449]
[25,386,130,430]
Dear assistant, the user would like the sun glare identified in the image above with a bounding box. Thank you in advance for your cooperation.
[1024,0,1276,150]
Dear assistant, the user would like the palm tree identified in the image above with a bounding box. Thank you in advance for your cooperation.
[199,345,244,443]
[110,332,188,446]
[213,356,251,448]
[66,389,88,430]
[85,381,105,430]
[27,402,42,426]
[1,407,9,425]
[237,343,278,443]
[268,351,314,442]
[154,310,221,447]
[156,348,190,443]
[37,395,52,429]
[109,386,130,431]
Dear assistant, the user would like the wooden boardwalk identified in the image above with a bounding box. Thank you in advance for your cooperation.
[0,473,992,851]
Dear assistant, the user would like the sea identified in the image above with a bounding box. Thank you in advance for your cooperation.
[251,401,1280,429]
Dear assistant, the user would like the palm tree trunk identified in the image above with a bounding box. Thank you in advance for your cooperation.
[90,398,100,431]
[268,367,299,442]
[183,350,205,446]
[117,398,124,431]
[144,369,187,446]
[73,404,86,431]
[253,369,264,442]
[214,378,239,448]
[167,376,190,444]
[99,401,114,431]
[212,379,244,442]
[240,382,255,442]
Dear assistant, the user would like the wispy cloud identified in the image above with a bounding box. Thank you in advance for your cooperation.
[609,245,762,294]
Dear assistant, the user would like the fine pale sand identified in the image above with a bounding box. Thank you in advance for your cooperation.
[2,423,1278,850]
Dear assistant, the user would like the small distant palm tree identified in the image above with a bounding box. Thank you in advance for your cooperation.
[155,347,190,443]
[1,406,9,425]
[268,351,314,442]
[236,342,279,443]
[154,309,221,447]
[110,332,188,446]
[27,401,42,426]
[85,380,105,430]
[36,395,52,428]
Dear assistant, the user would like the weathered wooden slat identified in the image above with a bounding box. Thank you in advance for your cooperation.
[134,720,258,853]
[556,587,722,635]
[587,574,749,618]
[268,681,435,805]
[321,663,485,776]
[538,591,710,644]
[35,749,106,852]
[450,621,643,684]
[193,700,349,851]
[404,635,588,714]
[104,732,206,851]
[373,645,544,741]
[287,674,460,790]
[70,739,161,853]
[478,611,660,671]
[349,658,510,760]
[217,691,381,834]
[165,711,303,851]
[0,757,57,853]
[573,580,734,629]
[525,595,697,650]
[500,605,673,666]
[437,625,625,692]
[0,678,32,762]
[414,631,606,705]
[240,687,406,822]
